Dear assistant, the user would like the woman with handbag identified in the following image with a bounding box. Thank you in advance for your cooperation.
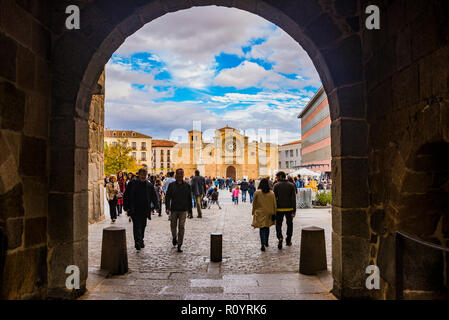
[106,174,120,223]
[116,171,126,215]
[251,178,277,251]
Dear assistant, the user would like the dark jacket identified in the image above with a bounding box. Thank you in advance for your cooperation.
[165,181,193,212]
[124,179,159,217]
[240,181,249,191]
[273,179,296,214]
[190,175,207,196]
[248,183,256,194]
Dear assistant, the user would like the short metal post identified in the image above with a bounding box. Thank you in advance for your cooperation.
[210,233,222,262]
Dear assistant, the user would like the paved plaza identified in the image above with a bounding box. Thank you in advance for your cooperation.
[81,190,335,300]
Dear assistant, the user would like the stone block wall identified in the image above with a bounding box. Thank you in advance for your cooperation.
[0,0,52,299]
[361,0,449,299]
[88,70,105,224]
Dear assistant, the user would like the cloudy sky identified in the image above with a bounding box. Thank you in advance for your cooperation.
[104,6,321,145]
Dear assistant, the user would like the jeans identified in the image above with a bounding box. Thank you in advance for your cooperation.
[195,194,203,217]
[108,198,117,220]
[259,227,270,246]
[131,213,147,247]
[232,196,238,204]
[170,211,187,245]
[192,194,196,208]
[249,193,254,203]
[275,211,294,242]
[242,190,247,202]
[208,200,221,209]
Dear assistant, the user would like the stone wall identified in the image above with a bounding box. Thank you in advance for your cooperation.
[0,0,51,299]
[361,0,449,299]
[88,70,105,224]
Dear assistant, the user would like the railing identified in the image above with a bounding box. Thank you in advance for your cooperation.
[395,231,449,300]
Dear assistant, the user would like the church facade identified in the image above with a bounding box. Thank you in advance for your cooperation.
[172,126,278,179]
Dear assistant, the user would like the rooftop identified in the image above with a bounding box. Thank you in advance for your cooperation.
[152,139,177,147]
[104,130,152,139]
[282,140,302,147]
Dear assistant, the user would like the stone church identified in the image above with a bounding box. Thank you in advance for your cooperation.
[173,126,278,180]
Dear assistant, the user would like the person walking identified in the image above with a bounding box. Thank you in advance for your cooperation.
[154,179,164,217]
[251,178,276,251]
[116,171,126,215]
[248,179,256,203]
[297,175,305,188]
[106,174,120,223]
[163,171,176,220]
[190,170,207,218]
[165,168,192,252]
[240,179,249,202]
[232,186,240,205]
[124,168,159,251]
[207,187,222,209]
[273,171,297,250]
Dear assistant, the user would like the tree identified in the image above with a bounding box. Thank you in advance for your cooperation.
[104,138,140,177]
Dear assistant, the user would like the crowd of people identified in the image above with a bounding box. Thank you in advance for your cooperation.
[104,168,331,254]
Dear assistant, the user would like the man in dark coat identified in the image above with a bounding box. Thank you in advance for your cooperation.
[124,168,159,251]
[165,168,192,252]
[190,169,207,218]
[240,179,249,202]
[273,171,297,250]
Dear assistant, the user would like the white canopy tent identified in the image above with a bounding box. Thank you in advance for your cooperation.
[288,168,321,177]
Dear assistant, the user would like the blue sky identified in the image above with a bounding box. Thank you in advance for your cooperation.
[104,6,321,145]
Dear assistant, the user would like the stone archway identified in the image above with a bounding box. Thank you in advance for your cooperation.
[48,0,368,299]
[226,166,237,181]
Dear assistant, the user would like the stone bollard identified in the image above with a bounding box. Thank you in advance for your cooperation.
[299,226,327,275]
[100,226,128,275]
[210,233,222,262]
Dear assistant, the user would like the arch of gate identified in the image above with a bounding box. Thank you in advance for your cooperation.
[49,0,369,299]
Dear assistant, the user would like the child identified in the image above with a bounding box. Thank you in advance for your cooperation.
[232,186,240,205]
[208,187,222,209]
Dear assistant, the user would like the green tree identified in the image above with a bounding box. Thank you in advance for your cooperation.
[104,138,140,177]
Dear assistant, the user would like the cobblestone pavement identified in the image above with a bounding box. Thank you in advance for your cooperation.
[81,189,335,300]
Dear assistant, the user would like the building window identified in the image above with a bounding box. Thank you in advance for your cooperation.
[132,142,136,150]
[141,142,146,150]
[290,161,294,168]
[122,141,127,147]
[251,152,255,156]
[132,132,136,137]
[141,152,146,160]
[285,161,289,168]
[132,152,136,159]
[290,150,293,157]
[122,132,126,136]
[285,150,288,157]
[296,149,299,157]
[279,161,281,168]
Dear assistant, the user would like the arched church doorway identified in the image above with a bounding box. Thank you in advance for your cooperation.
[226,166,236,181]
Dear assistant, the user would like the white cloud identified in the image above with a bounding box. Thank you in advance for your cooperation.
[248,28,321,88]
[115,6,274,88]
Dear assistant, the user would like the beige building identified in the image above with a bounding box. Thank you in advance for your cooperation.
[151,139,177,174]
[104,130,152,168]
[278,140,302,174]
[172,126,278,179]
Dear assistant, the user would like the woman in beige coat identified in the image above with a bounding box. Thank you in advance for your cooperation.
[251,178,277,251]
[106,174,120,223]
